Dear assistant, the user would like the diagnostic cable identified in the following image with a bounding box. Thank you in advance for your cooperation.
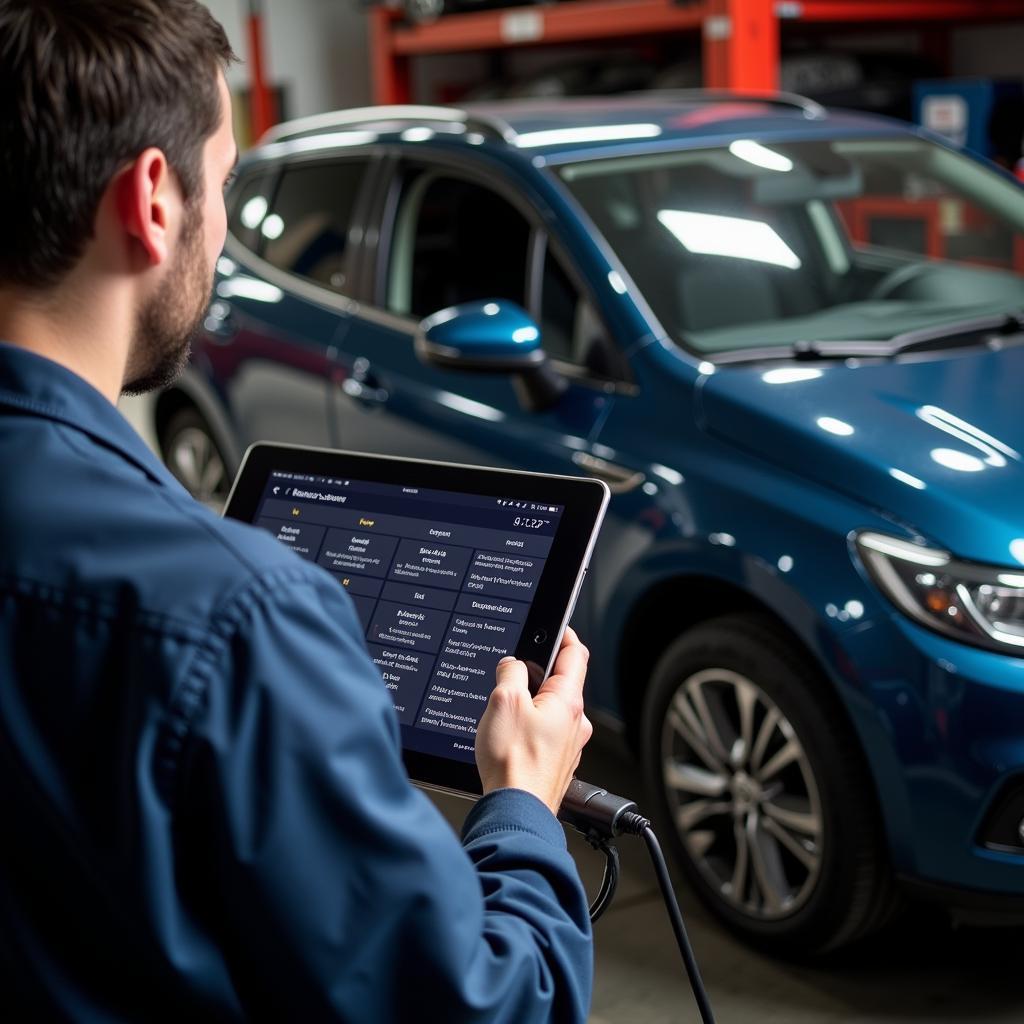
[560,779,717,1024]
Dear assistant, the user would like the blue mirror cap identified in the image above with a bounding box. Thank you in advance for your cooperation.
[418,300,546,371]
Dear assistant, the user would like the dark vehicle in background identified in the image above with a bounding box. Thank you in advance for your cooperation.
[156,95,1024,954]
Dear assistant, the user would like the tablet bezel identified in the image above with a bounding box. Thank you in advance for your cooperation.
[223,442,609,797]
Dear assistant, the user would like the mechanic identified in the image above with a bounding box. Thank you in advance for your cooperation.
[0,2,594,1020]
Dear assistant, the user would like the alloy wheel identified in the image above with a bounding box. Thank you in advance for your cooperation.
[166,425,228,510]
[660,667,824,919]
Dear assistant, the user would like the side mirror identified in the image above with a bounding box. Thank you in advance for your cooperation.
[416,299,567,410]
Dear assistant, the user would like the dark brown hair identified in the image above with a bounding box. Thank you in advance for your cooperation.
[0,0,236,289]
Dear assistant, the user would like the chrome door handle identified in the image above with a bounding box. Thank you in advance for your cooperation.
[203,300,237,342]
[571,451,646,494]
[340,357,389,407]
[341,376,389,405]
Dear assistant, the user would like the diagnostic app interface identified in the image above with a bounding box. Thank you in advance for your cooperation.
[254,472,565,763]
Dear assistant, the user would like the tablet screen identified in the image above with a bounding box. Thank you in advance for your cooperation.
[251,468,569,767]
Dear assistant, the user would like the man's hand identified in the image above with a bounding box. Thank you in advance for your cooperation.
[475,627,593,816]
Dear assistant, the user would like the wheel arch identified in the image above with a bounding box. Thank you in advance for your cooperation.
[612,568,880,816]
[616,573,787,749]
[154,367,242,476]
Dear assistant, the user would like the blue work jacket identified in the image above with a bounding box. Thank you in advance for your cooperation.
[0,343,592,1022]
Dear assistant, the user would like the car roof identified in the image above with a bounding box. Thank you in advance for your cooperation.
[255,93,914,165]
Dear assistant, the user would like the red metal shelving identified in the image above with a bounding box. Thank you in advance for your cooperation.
[369,0,1024,105]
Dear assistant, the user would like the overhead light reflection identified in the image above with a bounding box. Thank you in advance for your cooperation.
[657,210,801,269]
[401,127,435,142]
[698,361,716,375]
[240,196,268,230]
[608,271,627,295]
[817,416,854,436]
[651,463,684,485]
[515,123,662,148]
[1012,539,1024,566]
[762,368,823,384]
[261,130,379,160]
[931,448,985,473]
[917,405,1018,468]
[436,391,505,422]
[777,555,794,573]
[261,214,285,240]
[729,139,794,172]
[889,468,926,490]
[216,276,283,303]
[512,326,539,344]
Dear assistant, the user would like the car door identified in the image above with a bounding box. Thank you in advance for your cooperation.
[207,154,373,449]
[327,156,623,481]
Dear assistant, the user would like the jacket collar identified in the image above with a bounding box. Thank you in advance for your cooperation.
[0,341,185,491]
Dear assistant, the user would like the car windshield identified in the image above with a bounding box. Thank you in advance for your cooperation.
[560,136,1024,356]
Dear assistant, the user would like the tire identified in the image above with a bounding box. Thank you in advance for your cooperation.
[159,407,231,511]
[641,613,897,955]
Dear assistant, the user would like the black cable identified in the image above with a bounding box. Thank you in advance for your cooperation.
[639,823,717,1024]
[585,835,620,923]
[560,781,717,1022]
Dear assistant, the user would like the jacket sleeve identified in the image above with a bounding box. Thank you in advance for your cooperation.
[172,564,593,1023]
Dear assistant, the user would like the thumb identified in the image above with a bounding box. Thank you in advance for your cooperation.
[495,656,529,691]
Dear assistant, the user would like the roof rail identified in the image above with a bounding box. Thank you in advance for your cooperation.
[636,89,826,119]
[261,104,518,145]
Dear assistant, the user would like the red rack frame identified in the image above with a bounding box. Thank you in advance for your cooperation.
[369,0,1024,105]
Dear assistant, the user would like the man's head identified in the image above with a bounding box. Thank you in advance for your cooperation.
[0,0,237,394]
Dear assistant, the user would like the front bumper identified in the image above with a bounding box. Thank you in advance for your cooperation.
[835,612,1024,897]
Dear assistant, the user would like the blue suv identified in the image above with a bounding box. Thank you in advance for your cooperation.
[156,94,1024,953]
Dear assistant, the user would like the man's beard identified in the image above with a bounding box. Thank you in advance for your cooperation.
[122,204,212,396]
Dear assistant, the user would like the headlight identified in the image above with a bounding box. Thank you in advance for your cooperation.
[856,531,1024,654]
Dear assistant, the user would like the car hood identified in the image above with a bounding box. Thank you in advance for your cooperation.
[699,344,1024,567]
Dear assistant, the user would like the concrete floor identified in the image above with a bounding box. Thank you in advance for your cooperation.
[436,733,1024,1024]
[121,395,1024,1024]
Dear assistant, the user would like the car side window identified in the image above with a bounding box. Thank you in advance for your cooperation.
[262,159,369,293]
[227,171,275,253]
[540,246,621,381]
[387,173,531,318]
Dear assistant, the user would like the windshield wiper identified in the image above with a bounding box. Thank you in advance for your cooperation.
[714,339,889,365]
[711,310,1024,366]
[886,309,1024,355]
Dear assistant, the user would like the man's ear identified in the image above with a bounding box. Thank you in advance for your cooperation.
[115,148,179,268]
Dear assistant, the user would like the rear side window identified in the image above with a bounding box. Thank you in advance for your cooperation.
[227,171,275,253]
[262,159,369,293]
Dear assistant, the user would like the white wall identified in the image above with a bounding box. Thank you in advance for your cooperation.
[203,0,370,124]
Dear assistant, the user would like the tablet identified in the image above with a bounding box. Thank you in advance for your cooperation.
[223,443,610,797]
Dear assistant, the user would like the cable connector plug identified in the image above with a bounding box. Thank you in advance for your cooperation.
[558,778,646,839]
